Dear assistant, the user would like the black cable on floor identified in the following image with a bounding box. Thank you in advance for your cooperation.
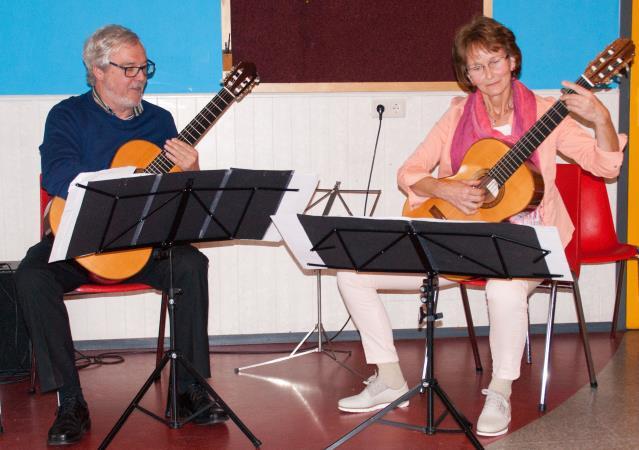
[74,349,124,370]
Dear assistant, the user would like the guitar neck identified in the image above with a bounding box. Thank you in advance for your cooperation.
[488,77,592,186]
[144,86,237,174]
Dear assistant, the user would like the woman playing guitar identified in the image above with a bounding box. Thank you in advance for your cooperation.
[335,16,629,438]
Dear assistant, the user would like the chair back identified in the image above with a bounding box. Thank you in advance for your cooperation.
[578,170,620,258]
[39,175,52,238]
[554,164,581,276]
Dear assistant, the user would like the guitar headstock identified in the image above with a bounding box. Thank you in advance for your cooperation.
[583,38,634,87]
[223,61,259,100]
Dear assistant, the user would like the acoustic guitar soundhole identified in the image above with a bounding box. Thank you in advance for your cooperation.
[476,170,503,209]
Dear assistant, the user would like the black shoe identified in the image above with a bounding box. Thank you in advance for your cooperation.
[47,396,91,446]
[178,384,229,425]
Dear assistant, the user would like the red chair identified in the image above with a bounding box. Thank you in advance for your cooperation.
[577,170,638,338]
[29,183,168,392]
[458,163,597,411]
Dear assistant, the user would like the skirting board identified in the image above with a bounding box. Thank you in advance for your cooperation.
[73,321,617,351]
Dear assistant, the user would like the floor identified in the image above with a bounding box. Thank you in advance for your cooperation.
[488,331,639,450]
[0,330,628,449]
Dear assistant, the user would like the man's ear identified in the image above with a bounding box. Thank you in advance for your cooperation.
[93,65,105,82]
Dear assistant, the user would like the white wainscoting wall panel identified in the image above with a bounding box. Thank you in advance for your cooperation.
[0,89,621,341]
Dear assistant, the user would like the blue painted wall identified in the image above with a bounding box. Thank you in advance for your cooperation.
[494,0,621,89]
[0,1,620,94]
[0,0,222,95]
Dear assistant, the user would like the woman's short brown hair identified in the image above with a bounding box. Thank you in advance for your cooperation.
[452,16,522,93]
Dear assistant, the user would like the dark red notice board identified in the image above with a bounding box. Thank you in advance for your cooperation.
[230,1,483,84]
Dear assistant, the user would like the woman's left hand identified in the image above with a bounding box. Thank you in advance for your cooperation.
[560,80,611,127]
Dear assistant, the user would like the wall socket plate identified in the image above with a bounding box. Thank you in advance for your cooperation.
[371,98,406,118]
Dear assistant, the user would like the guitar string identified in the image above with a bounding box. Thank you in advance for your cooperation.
[487,78,590,186]
[493,91,572,181]
[483,46,629,187]
[491,98,569,184]
[494,81,585,180]
[144,89,237,175]
[177,91,232,145]
[179,91,232,143]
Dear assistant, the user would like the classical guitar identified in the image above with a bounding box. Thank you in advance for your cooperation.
[403,38,634,222]
[47,62,259,282]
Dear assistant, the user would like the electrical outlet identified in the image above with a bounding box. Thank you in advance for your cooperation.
[371,98,406,118]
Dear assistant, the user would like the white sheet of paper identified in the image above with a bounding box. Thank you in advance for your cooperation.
[271,213,324,268]
[49,167,141,262]
[262,171,318,242]
[532,225,573,282]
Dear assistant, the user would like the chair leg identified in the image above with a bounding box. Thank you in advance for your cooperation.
[156,293,168,369]
[459,284,483,372]
[571,279,597,388]
[610,260,627,339]
[525,311,532,365]
[539,281,558,412]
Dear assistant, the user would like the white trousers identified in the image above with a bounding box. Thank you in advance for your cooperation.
[336,271,539,380]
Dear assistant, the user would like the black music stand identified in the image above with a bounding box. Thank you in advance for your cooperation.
[56,168,309,449]
[235,181,381,377]
[272,214,568,450]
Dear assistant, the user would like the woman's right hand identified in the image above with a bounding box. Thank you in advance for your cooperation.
[433,178,486,215]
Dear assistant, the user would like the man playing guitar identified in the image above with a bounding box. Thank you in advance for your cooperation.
[15,25,226,446]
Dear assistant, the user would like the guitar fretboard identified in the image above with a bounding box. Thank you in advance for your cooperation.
[144,87,237,175]
[486,76,591,187]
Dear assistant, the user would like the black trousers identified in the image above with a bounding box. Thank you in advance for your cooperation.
[15,236,211,394]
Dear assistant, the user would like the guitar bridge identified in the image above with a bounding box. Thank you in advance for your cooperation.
[429,205,445,219]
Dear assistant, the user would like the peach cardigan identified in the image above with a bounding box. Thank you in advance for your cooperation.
[397,94,627,246]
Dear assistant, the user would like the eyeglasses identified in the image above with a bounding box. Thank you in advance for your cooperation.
[466,55,509,78]
[108,60,156,78]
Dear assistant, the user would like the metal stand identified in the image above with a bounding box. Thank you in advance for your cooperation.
[99,248,261,449]
[235,182,380,377]
[235,270,362,378]
[326,273,483,450]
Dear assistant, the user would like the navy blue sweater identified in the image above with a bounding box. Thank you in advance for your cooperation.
[40,91,177,198]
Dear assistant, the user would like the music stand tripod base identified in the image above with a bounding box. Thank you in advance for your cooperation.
[324,274,483,450]
[236,183,380,378]
[235,270,365,380]
[99,264,261,449]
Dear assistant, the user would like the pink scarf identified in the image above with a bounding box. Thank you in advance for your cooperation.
[450,79,539,174]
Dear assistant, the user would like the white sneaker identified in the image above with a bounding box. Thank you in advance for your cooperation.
[338,374,409,413]
[476,388,511,437]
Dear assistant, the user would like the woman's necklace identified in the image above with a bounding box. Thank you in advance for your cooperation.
[486,99,514,126]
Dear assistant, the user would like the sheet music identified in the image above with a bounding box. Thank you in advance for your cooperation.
[532,225,573,282]
[271,213,325,268]
[262,171,318,242]
[49,167,142,262]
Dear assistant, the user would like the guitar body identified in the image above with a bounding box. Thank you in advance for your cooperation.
[402,138,544,222]
[48,140,181,282]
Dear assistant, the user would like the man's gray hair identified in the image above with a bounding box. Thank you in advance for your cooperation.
[82,24,141,86]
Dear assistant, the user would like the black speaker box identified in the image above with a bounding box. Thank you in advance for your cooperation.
[0,261,31,376]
